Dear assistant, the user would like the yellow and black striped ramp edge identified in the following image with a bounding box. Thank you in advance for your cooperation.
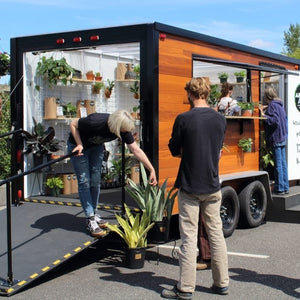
[0,201,114,296]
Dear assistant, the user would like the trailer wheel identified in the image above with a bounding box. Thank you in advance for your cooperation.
[220,186,240,238]
[238,180,267,228]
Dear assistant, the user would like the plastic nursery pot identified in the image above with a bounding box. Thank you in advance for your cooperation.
[125,247,146,269]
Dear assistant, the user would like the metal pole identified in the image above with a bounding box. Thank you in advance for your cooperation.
[121,141,125,215]
[6,182,13,284]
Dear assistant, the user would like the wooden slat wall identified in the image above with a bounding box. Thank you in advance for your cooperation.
[158,34,295,189]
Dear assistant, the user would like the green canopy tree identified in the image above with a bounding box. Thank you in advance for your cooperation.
[282,23,300,59]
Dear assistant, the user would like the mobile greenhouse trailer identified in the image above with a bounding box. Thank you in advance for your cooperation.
[10,22,300,238]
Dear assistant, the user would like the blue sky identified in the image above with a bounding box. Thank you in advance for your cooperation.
[0,0,299,84]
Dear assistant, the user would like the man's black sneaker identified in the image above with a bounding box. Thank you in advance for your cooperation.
[86,217,106,237]
[161,285,193,299]
[211,285,229,295]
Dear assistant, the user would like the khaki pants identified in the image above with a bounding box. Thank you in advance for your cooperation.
[177,189,229,293]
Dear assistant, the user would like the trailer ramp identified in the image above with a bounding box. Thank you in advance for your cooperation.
[0,195,120,296]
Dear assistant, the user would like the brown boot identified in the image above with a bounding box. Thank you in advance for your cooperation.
[196,259,211,270]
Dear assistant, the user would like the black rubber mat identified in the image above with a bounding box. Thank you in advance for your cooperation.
[0,199,118,296]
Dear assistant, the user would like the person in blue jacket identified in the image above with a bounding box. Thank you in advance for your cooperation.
[259,87,289,194]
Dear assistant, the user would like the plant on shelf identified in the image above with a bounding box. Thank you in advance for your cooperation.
[95,72,102,81]
[106,203,154,249]
[238,102,254,116]
[131,105,140,120]
[21,117,63,158]
[86,70,95,81]
[238,137,253,152]
[218,72,229,83]
[234,71,246,82]
[133,64,140,80]
[0,52,10,76]
[92,81,104,94]
[35,56,75,91]
[104,79,115,99]
[45,176,64,197]
[207,84,221,107]
[129,81,140,99]
[62,102,77,118]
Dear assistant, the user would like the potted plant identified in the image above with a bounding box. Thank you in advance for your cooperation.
[133,64,140,80]
[218,72,229,83]
[92,81,104,94]
[45,176,64,197]
[0,52,10,76]
[106,203,155,269]
[238,102,254,116]
[131,105,140,120]
[129,81,140,99]
[238,137,253,152]
[95,72,102,81]
[234,70,246,83]
[104,79,115,99]
[35,56,75,91]
[22,117,63,162]
[86,70,95,81]
[125,163,178,243]
[62,102,77,118]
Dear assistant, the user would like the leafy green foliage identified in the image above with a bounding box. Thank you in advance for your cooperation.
[238,137,253,152]
[106,203,154,248]
[46,176,64,189]
[283,23,300,56]
[0,92,11,179]
[125,163,177,222]
[22,117,63,157]
[35,56,75,90]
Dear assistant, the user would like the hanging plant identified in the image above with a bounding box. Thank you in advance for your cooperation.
[35,56,75,91]
[0,52,10,76]
[104,79,115,99]
[129,81,140,99]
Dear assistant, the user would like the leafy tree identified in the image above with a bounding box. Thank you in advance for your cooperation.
[0,92,11,179]
[282,23,300,58]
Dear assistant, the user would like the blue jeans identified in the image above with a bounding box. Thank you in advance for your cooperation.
[68,141,104,218]
[273,142,289,192]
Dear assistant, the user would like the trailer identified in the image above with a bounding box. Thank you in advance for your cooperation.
[3,21,300,294]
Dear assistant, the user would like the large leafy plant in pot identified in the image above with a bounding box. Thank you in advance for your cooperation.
[106,203,154,269]
[125,163,178,243]
[22,117,63,165]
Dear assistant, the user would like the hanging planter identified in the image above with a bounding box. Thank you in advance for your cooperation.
[92,81,104,94]
[0,52,10,76]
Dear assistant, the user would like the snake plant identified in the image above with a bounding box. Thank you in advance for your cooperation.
[106,203,154,248]
[125,163,178,222]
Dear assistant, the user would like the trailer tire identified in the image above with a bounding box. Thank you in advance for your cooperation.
[238,180,267,228]
[220,186,240,238]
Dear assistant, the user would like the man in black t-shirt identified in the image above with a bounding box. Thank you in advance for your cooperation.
[162,78,229,299]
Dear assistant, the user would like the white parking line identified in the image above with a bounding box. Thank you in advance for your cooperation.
[157,244,269,259]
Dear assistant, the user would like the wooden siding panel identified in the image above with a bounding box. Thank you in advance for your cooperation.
[157,33,295,185]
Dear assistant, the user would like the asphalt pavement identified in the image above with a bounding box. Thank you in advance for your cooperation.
[4,219,300,300]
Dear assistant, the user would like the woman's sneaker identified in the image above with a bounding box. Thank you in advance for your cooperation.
[86,217,106,237]
[94,214,108,229]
